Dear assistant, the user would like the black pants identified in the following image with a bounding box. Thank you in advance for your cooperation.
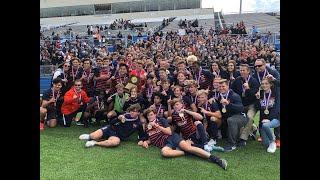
[61,105,86,127]
[189,123,208,149]
[226,114,249,146]
[207,120,219,140]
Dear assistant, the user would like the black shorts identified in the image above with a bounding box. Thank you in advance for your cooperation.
[100,125,118,139]
[188,132,200,145]
[165,132,183,149]
[46,105,58,121]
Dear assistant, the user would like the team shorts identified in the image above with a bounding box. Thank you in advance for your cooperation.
[100,125,118,139]
[164,132,183,149]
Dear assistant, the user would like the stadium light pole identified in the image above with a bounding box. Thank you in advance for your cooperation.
[240,0,242,14]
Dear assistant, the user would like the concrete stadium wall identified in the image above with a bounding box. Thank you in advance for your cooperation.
[40,0,139,8]
[40,8,214,27]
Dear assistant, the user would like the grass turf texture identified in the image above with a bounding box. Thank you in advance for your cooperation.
[41,112,280,180]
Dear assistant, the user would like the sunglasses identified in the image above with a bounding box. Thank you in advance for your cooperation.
[254,65,263,68]
[64,65,70,67]
[74,84,82,86]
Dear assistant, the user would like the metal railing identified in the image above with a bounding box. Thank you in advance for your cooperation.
[40,65,58,76]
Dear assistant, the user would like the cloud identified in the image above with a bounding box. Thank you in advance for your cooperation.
[202,0,279,13]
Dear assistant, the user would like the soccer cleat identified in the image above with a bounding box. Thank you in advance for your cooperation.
[236,139,247,147]
[207,139,217,146]
[76,122,84,126]
[217,130,222,139]
[267,142,277,153]
[217,158,228,170]
[40,122,44,131]
[204,144,213,152]
[85,140,97,148]
[79,134,90,140]
[224,145,236,152]
[275,139,280,148]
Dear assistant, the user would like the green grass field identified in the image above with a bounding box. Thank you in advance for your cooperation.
[40,113,280,180]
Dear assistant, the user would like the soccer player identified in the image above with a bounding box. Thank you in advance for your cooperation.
[40,78,63,128]
[79,104,146,148]
[80,58,94,97]
[169,98,208,149]
[106,83,130,120]
[138,108,227,170]
[196,90,222,142]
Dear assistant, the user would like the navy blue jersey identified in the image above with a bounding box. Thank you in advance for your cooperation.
[123,96,148,112]
[208,89,220,102]
[185,93,198,105]
[109,113,146,140]
[42,88,63,106]
[197,101,220,120]
[68,66,83,82]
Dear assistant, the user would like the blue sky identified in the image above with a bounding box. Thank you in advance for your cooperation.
[202,0,280,13]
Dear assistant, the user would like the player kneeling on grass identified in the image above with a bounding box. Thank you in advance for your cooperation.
[79,104,145,148]
[61,80,92,127]
[138,108,227,170]
[40,78,64,129]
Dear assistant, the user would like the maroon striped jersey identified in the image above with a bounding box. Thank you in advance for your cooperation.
[146,118,170,148]
[171,111,196,139]
[94,67,111,91]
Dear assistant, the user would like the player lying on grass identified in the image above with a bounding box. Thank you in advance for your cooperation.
[168,98,208,150]
[137,108,228,170]
[78,104,145,148]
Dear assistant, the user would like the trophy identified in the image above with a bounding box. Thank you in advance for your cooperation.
[125,75,140,91]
